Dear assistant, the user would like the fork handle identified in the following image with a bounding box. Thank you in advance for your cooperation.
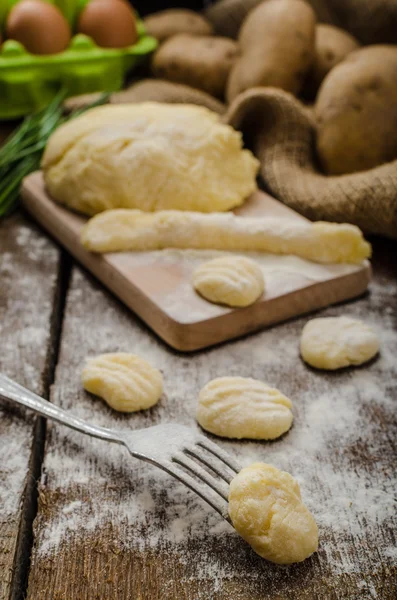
[0,374,124,446]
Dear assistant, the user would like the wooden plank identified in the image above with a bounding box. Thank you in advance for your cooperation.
[26,238,396,599]
[0,213,62,600]
[21,172,370,351]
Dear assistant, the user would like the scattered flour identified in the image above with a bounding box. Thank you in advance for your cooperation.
[0,219,58,519]
[0,418,32,520]
[62,500,83,515]
[31,266,397,590]
[1,224,396,595]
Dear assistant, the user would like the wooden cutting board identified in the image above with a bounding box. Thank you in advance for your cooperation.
[21,171,371,352]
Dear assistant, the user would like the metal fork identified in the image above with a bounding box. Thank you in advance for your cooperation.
[0,374,241,521]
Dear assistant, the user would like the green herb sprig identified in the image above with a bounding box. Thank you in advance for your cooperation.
[0,90,109,217]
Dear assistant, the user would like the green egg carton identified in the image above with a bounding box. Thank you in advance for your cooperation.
[0,17,158,120]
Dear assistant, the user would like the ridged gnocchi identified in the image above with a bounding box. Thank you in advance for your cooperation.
[197,377,293,439]
[300,316,380,370]
[82,353,163,412]
[192,255,265,307]
[229,463,318,564]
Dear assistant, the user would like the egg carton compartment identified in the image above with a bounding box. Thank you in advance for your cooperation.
[0,21,157,119]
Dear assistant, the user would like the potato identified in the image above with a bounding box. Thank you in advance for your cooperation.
[152,34,239,99]
[315,45,397,175]
[227,0,316,102]
[204,0,263,39]
[143,9,213,43]
[303,24,360,98]
[204,0,334,39]
[112,80,226,114]
[63,80,226,115]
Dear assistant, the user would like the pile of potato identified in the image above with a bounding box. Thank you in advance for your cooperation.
[144,1,397,176]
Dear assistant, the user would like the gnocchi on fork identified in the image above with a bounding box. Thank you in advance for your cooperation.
[0,374,318,564]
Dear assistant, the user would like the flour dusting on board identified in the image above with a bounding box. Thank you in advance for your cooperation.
[113,249,363,323]
[32,264,397,592]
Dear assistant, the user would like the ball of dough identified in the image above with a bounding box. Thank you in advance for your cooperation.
[300,316,379,370]
[197,377,293,439]
[82,353,163,412]
[192,256,265,307]
[42,103,259,216]
[229,463,318,564]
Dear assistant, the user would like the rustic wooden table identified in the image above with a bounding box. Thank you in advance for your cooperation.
[1,210,396,600]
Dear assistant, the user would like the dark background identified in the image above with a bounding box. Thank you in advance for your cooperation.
[133,1,208,16]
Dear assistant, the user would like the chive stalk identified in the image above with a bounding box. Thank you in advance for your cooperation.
[0,90,109,218]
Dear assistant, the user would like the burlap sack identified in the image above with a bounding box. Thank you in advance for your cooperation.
[226,88,397,238]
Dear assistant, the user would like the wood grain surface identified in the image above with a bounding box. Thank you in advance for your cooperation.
[21,172,371,351]
[25,239,397,600]
[0,214,62,600]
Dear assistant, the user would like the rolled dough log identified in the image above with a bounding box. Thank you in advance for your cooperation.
[81,209,371,265]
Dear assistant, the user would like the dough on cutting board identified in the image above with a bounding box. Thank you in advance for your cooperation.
[82,353,163,412]
[300,316,379,370]
[193,256,265,307]
[81,209,371,265]
[42,102,259,216]
[197,377,293,439]
[228,463,318,564]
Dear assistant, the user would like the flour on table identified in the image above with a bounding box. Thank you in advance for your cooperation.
[0,418,32,518]
[0,223,58,392]
[31,266,397,591]
[0,219,58,520]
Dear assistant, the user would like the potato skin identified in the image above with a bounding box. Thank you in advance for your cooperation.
[63,80,227,116]
[152,34,239,99]
[304,24,360,98]
[315,45,397,175]
[143,9,213,43]
[227,0,316,102]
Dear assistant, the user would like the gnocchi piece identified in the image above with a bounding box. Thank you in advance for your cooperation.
[197,377,293,439]
[82,353,163,412]
[300,316,380,370]
[229,463,318,564]
[192,255,265,307]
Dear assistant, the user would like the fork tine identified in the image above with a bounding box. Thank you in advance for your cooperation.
[162,461,230,520]
[172,451,230,500]
[184,444,235,483]
[196,437,241,474]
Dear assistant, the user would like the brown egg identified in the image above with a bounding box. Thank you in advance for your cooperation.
[77,0,138,49]
[6,0,71,55]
